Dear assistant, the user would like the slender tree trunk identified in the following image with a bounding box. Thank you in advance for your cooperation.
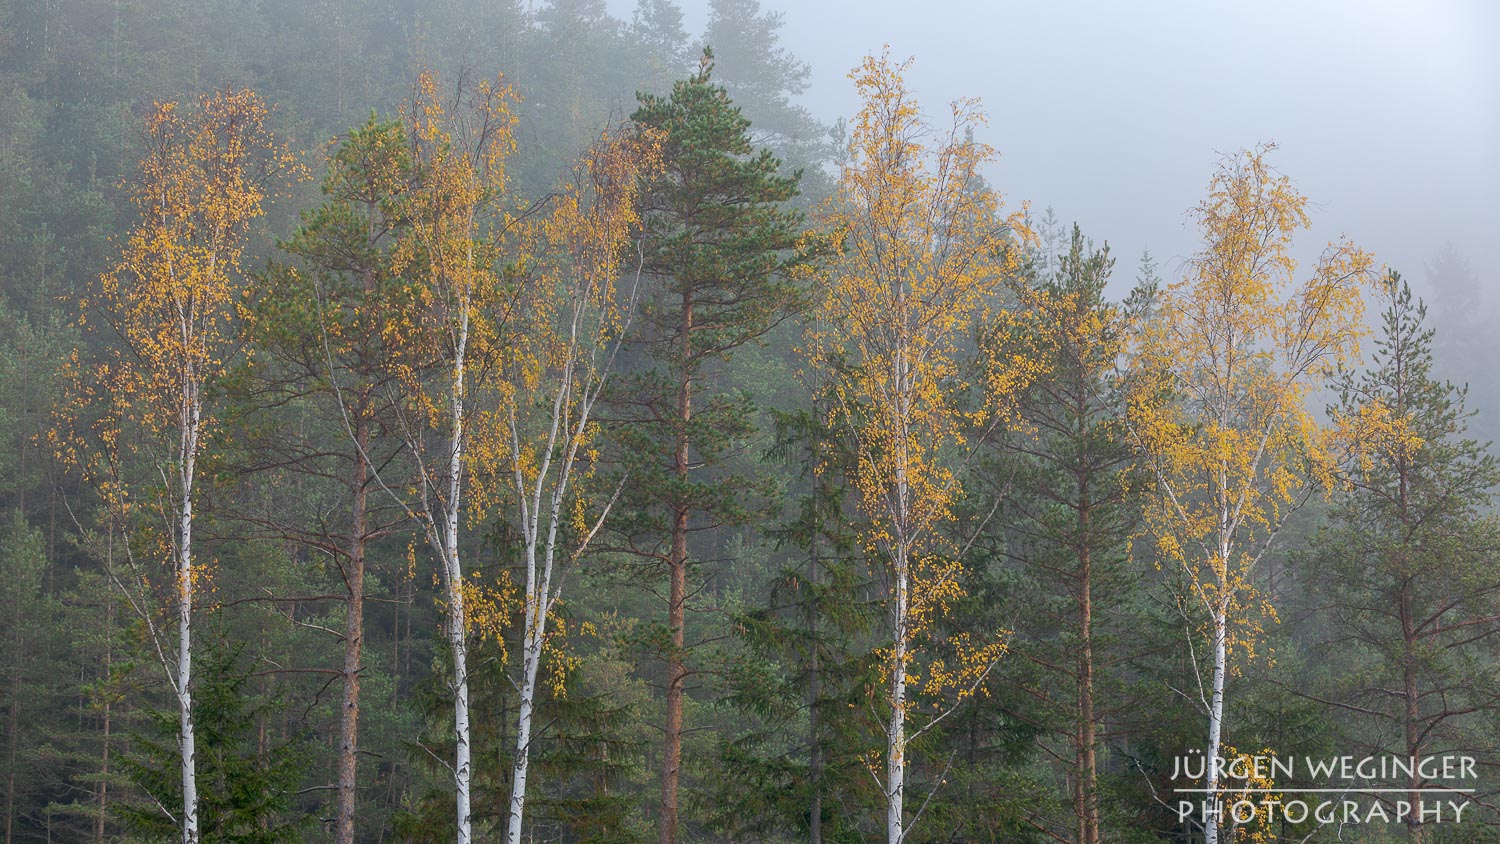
[97,694,111,843]
[97,560,114,844]
[1203,593,1228,844]
[446,354,472,844]
[505,613,544,844]
[660,295,692,844]
[1077,537,1098,844]
[335,419,370,844]
[884,340,912,844]
[1402,585,1423,844]
[5,643,17,844]
[886,543,908,844]
[808,506,823,844]
[179,405,200,844]
[1396,414,1422,844]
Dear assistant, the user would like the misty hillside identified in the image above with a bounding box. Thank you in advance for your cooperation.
[0,2,1497,843]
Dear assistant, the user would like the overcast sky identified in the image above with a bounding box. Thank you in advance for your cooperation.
[613,0,1499,296]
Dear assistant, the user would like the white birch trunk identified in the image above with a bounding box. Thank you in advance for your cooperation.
[504,375,596,842]
[178,394,200,844]
[505,606,544,844]
[885,314,911,844]
[1203,588,1229,844]
[177,467,198,844]
[506,485,558,844]
[886,552,907,844]
[447,303,472,844]
[176,386,201,839]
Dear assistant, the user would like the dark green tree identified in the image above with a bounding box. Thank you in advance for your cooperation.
[983,225,1146,844]
[0,513,64,843]
[616,50,814,844]
[706,406,881,844]
[237,114,417,844]
[118,641,309,844]
[701,0,831,195]
[1312,273,1500,842]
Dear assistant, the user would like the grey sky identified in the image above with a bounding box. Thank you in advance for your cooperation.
[613,0,1498,295]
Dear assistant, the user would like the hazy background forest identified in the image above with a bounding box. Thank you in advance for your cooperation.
[1,1,1498,843]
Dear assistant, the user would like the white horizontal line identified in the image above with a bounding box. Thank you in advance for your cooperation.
[1172,788,1475,794]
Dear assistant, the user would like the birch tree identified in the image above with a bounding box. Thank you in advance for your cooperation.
[808,53,1032,844]
[390,70,519,844]
[1126,143,1373,844]
[66,89,294,844]
[479,125,660,844]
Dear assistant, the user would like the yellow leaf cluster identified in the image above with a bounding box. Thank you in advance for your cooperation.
[1129,142,1375,640]
[809,51,1032,702]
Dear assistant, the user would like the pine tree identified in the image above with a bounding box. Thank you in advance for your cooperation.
[617,50,813,844]
[240,114,416,844]
[1313,273,1500,842]
[701,0,830,191]
[988,224,1145,844]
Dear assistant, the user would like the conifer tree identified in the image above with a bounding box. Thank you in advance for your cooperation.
[988,225,1144,844]
[243,115,416,844]
[1314,273,1500,842]
[619,50,813,844]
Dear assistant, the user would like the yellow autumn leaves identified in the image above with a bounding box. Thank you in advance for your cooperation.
[808,50,1031,646]
[1127,141,1376,662]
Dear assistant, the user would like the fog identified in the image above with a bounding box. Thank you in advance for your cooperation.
[5,2,1500,839]
[638,0,1498,296]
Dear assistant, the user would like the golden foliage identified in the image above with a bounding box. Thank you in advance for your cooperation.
[1128,142,1375,660]
[389,69,521,441]
[808,51,1032,708]
[59,87,297,586]
[1218,745,1281,844]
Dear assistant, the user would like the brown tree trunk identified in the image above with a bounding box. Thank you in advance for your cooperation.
[97,580,114,844]
[5,673,16,844]
[660,294,692,844]
[336,418,370,844]
[1078,540,1098,844]
[1397,415,1421,844]
[1402,564,1422,843]
[808,464,823,844]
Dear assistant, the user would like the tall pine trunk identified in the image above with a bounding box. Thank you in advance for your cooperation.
[807,486,823,844]
[4,604,17,844]
[335,418,369,844]
[660,294,692,844]
[1077,533,1098,844]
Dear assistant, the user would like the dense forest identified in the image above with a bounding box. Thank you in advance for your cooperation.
[1,2,1497,843]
